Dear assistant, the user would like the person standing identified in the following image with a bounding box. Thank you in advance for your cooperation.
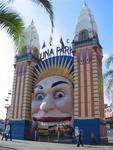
[75,126,79,144]
[8,121,12,141]
[2,120,12,141]
[1,130,7,141]
[77,129,83,147]
[1,121,10,141]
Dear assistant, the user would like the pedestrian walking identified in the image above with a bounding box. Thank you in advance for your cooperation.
[1,131,7,141]
[8,122,12,141]
[1,120,12,141]
[1,123,9,141]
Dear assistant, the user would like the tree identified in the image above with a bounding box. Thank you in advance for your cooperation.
[7,0,54,52]
[104,54,113,103]
[0,2,25,47]
[8,0,54,33]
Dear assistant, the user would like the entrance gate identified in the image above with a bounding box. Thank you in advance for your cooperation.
[34,125,73,143]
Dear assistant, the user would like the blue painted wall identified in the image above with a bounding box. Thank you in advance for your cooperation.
[10,119,107,144]
[73,118,105,144]
[10,120,32,140]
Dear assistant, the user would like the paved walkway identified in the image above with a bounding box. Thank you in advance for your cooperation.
[0,139,113,150]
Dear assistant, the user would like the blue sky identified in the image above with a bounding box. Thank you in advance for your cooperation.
[0,0,113,119]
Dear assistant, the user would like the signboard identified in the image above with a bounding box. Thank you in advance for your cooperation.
[39,46,72,60]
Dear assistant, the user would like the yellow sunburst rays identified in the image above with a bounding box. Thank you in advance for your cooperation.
[34,56,74,85]
[57,56,61,69]
[62,56,68,78]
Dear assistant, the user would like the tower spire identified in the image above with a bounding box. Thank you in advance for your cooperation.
[74,3,98,41]
[26,20,40,54]
[83,0,87,7]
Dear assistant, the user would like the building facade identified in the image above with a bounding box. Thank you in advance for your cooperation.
[8,3,107,144]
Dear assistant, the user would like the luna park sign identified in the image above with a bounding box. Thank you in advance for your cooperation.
[39,46,72,60]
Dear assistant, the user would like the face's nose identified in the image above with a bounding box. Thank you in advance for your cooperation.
[40,95,55,112]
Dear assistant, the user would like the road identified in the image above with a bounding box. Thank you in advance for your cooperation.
[0,139,113,150]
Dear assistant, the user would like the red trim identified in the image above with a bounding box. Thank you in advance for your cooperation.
[12,64,18,117]
[89,49,94,116]
[20,63,27,118]
[83,49,88,116]
[15,63,22,118]
[97,53,104,118]
[77,51,81,117]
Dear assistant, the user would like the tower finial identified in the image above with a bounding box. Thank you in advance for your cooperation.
[31,19,34,25]
[83,0,87,7]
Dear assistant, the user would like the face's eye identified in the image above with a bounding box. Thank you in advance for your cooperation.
[35,93,45,101]
[54,91,65,99]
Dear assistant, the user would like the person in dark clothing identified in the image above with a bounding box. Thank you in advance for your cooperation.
[90,132,95,145]
[77,129,83,147]
[1,131,7,141]
[1,123,9,141]
[1,121,12,141]
[8,122,12,141]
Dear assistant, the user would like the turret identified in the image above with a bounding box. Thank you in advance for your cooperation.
[72,3,107,144]
[8,21,40,140]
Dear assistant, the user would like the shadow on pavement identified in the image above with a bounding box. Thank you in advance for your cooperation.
[85,145,105,148]
[0,146,18,150]
[10,140,29,144]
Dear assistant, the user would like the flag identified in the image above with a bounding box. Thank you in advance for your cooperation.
[66,38,70,44]
[49,35,52,46]
[60,37,65,48]
[41,41,46,49]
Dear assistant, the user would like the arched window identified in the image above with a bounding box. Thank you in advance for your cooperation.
[79,30,89,41]
[86,49,89,63]
[80,51,83,64]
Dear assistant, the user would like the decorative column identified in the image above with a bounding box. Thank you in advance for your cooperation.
[8,54,39,139]
[72,2,107,144]
[8,20,40,140]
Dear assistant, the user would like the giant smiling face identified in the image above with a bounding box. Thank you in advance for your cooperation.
[31,75,73,123]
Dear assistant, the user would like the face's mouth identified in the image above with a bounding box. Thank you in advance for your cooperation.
[33,116,72,122]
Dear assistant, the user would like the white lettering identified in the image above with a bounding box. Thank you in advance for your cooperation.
[39,46,72,60]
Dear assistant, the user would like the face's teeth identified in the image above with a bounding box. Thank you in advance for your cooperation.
[37,121,71,126]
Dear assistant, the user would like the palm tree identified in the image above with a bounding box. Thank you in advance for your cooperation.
[7,0,54,52]
[0,2,25,47]
[104,54,113,103]
[8,0,54,33]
